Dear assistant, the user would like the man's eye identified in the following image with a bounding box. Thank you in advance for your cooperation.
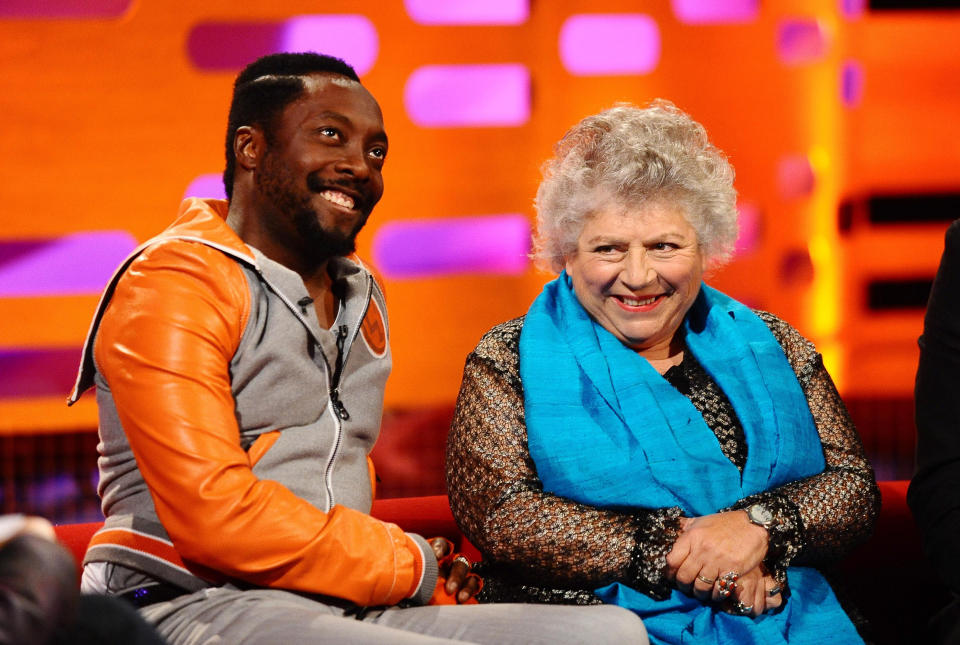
[652,242,677,251]
[319,127,340,139]
[369,146,387,160]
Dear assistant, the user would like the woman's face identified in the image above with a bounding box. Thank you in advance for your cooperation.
[564,202,705,360]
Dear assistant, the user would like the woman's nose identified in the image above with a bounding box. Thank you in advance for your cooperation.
[621,249,654,288]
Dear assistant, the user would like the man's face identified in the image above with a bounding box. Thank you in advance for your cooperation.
[254,73,387,262]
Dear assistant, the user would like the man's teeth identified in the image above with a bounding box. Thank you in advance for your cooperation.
[622,295,658,306]
[320,190,355,209]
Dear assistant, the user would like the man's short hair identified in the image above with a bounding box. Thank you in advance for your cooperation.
[223,52,361,199]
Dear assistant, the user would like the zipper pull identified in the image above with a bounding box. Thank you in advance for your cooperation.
[336,324,348,352]
[331,389,350,420]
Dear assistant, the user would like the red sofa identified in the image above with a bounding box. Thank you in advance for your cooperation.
[53,481,939,645]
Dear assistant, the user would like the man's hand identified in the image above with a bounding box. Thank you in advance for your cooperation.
[429,537,482,604]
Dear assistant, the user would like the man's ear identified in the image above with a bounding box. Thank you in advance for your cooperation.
[234,125,265,171]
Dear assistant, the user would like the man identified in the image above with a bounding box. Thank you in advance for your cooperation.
[68,53,646,644]
[909,219,960,644]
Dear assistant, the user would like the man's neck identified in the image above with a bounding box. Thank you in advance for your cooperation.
[226,199,339,328]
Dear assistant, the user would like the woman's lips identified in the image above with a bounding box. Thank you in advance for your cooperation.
[613,293,666,312]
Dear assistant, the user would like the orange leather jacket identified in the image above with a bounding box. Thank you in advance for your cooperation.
[70,198,436,606]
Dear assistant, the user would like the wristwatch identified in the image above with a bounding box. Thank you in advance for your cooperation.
[745,503,775,530]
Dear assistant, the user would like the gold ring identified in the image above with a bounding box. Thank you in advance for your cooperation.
[696,574,716,585]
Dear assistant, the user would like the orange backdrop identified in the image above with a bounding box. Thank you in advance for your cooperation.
[1,1,958,434]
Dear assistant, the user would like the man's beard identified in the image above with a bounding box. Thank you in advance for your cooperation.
[291,204,366,260]
[256,151,369,265]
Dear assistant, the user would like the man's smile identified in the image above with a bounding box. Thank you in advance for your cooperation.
[319,189,356,211]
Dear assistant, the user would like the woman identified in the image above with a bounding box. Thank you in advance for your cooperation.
[446,101,880,644]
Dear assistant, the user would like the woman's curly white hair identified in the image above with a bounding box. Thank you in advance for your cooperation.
[532,100,739,273]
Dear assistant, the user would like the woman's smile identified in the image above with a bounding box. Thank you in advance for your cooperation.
[564,202,705,360]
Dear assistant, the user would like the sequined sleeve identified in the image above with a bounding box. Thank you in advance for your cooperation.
[446,317,684,599]
[739,312,881,566]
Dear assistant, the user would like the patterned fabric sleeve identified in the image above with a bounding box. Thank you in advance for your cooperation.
[446,317,684,599]
[446,311,880,600]
[735,313,881,568]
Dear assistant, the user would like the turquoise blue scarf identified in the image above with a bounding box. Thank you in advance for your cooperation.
[519,273,862,645]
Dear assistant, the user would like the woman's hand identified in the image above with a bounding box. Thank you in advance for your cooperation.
[666,510,769,599]
[723,567,784,617]
[429,537,482,603]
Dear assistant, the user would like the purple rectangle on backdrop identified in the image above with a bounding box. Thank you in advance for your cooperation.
[841,60,865,107]
[560,15,660,76]
[372,214,530,278]
[0,0,132,18]
[183,173,228,201]
[188,15,378,75]
[671,0,758,24]
[0,231,137,297]
[404,64,530,127]
[404,0,528,25]
[777,19,828,66]
[0,347,81,399]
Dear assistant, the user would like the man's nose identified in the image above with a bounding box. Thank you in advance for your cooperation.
[334,144,370,179]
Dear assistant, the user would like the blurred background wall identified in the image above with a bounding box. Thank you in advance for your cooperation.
[1,0,958,521]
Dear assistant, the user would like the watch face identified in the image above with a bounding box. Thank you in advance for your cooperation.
[749,504,773,525]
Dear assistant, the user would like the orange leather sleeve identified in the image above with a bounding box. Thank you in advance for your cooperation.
[93,241,426,606]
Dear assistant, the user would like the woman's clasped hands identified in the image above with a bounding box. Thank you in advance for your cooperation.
[665,510,784,617]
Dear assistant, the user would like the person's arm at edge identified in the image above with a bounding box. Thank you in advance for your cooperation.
[908,219,960,596]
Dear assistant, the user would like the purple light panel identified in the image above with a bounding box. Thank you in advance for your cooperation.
[839,0,866,19]
[188,15,378,75]
[0,348,82,399]
[777,19,828,66]
[404,65,530,127]
[183,174,228,201]
[671,0,758,24]
[372,215,531,278]
[404,0,528,25]
[777,155,816,200]
[559,15,660,76]
[841,60,865,107]
[0,231,137,297]
[0,0,131,18]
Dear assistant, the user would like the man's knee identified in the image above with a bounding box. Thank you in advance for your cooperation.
[583,605,648,644]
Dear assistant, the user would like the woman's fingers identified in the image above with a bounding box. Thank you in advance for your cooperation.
[764,576,784,611]
[692,571,717,600]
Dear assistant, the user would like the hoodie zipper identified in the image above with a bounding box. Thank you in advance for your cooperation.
[322,275,373,507]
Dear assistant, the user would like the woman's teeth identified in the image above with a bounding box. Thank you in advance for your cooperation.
[621,295,658,306]
[320,190,355,209]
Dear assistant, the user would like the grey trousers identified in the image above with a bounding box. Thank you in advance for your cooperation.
[138,586,649,645]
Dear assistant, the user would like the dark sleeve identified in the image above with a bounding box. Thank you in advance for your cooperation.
[735,313,881,568]
[445,318,684,599]
[908,219,960,595]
